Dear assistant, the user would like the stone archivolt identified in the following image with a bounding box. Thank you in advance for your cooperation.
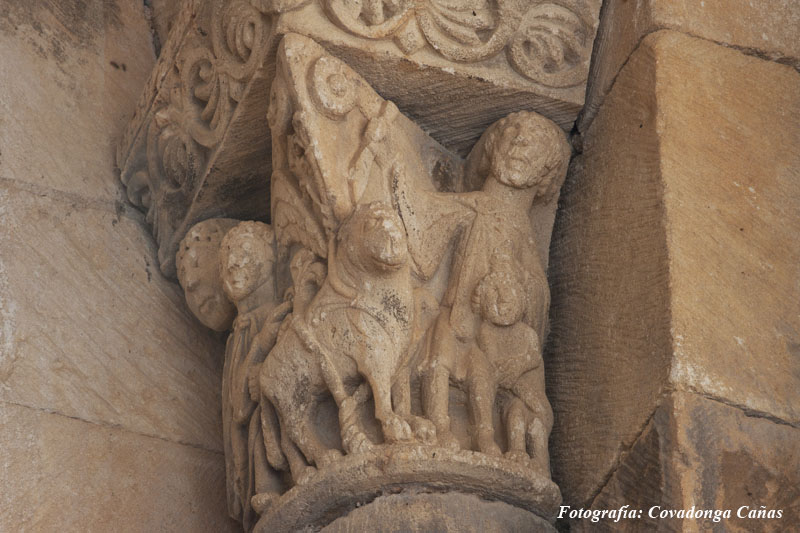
[171,33,569,532]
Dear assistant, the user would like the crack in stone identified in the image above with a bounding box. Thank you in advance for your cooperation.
[1,398,224,455]
[581,386,799,510]
[0,175,145,224]
[580,25,800,134]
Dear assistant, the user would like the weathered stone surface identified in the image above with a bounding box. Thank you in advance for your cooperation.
[583,392,800,532]
[150,0,184,51]
[548,29,800,506]
[176,35,568,530]
[0,401,239,532]
[547,29,672,505]
[580,0,800,131]
[323,492,555,532]
[656,32,800,426]
[0,0,156,202]
[115,0,602,277]
[277,0,602,152]
[0,182,227,451]
[1,1,237,529]
[258,446,561,532]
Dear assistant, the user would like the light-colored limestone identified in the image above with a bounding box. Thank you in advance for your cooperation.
[0,0,155,202]
[580,0,800,131]
[0,401,239,532]
[323,492,555,532]
[1,1,235,529]
[0,182,226,451]
[548,29,800,506]
[657,32,800,425]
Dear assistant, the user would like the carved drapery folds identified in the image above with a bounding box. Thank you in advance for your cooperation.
[116,0,598,279]
[173,34,570,531]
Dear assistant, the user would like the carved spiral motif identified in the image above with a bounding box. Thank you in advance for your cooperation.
[322,0,591,87]
[180,1,270,148]
[325,0,415,39]
[157,128,206,191]
[311,56,359,117]
[507,3,591,88]
[416,0,514,62]
[325,0,513,62]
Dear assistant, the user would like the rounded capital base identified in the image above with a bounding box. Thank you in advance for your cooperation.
[254,445,561,532]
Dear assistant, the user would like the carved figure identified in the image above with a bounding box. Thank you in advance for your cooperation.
[421,111,569,464]
[260,202,418,480]
[469,249,552,474]
[176,218,239,331]
[219,221,285,529]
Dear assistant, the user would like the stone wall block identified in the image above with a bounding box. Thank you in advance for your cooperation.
[0,182,226,452]
[580,0,800,131]
[0,402,239,532]
[0,0,156,202]
[584,392,800,532]
[654,31,800,426]
[546,34,672,505]
[548,29,800,507]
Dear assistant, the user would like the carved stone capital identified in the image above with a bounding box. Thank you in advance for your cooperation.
[163,32,571,531]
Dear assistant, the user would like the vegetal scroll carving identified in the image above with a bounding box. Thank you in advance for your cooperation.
[322,0,592,87]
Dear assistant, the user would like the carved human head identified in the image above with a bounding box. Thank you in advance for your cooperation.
[479,111,571,198]
[475,251,526,327]
[219,221,276,303]
[339,202,407,272]
[176,218,239,331]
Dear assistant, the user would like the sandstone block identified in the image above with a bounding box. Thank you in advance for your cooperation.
[0,0,155,202]
[0,182,226,451]
[547,30,800,505]
[585,392,800,532]
[0,402,239,532]
[580,0,800,131]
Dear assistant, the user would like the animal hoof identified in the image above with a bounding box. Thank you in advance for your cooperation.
[383,415,414,443]
[317,448,344,468]
[408,416,437,444]
[251,492,277,514]
[436,429,461,450]
[504,450,532,465]
[478,435,502,457]
[343,426,374,455]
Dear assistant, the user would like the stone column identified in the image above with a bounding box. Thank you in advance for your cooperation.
[547,2,800,529]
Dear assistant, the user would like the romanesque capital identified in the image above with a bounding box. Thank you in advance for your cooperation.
[174,33,570,531]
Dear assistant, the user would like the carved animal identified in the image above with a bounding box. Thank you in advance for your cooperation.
[259,202,417,480]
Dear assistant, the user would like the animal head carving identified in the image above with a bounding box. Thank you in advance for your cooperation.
[338,202,408,273]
